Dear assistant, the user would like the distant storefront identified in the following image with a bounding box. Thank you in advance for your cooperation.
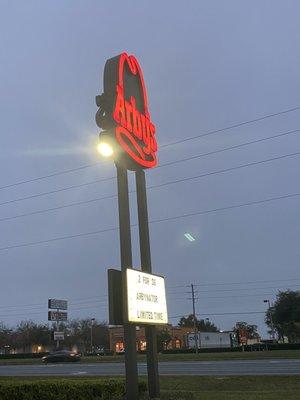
[109,325,199,352]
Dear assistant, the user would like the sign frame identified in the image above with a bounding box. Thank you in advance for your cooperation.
[48,299,68,310]
[48,311,68,322]
[53,331,65,341]
[125,268,168,326]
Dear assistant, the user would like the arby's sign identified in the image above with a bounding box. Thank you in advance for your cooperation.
[96,53,157,170]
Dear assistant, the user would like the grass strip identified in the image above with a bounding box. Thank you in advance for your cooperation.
[0,349,300,365]
[0,376,299,400]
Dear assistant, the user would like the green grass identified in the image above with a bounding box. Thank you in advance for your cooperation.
[1,349,300,365]
[0,376,299,400]
[159,376,300,400]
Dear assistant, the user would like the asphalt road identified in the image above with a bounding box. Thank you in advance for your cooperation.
[0,359,299,376]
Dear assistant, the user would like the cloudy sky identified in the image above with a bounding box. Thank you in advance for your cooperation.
[0,0,300,337]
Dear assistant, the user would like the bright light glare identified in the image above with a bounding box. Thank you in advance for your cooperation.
[97,142,113,157]
[184,233,196,242]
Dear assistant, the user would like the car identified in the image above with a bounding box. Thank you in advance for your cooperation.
[42,350,81,363]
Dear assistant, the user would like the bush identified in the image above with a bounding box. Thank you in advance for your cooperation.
[159,392,194,400]
[161,347,241,354]
[0,353,48,360]
[0,379,147,400]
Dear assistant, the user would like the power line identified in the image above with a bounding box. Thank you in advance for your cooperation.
[1,128,299,208]
[1,149,299,220]
[0,305,108,319]
[167,293,279,301]
[194,278,300,287]
[1,285,297,312]
[0,190,299,252]
[1,105,299,191]
[1,282,295,312]
[0,194,118,223]
[157,128,300,169]
[0,162,102,191]
[168,311,266,319]
[167,277,300,289]
[0,176,116,207]
[147,150,300,192]
[160,105,300,148]
[167,283,300,296]
[0,295,108,311]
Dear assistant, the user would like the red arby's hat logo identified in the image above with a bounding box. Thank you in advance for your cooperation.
[96,52,158,170]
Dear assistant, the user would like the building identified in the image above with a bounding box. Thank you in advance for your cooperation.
[108,325,222,352]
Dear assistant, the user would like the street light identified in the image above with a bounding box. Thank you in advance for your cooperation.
[263,299,275,341]
[97,142,114,157]
[91,318,95,353]
[97,130,115,158]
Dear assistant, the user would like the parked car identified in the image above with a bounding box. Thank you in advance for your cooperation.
[42,350,81,363]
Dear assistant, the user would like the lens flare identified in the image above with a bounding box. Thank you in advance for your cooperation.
[97,142,114,157]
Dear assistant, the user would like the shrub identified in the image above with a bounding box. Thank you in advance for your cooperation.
[0,379,147,400]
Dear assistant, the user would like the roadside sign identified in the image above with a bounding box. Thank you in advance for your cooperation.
[48,299,68,310]
[126,269,168,325]
[48,311,68,321]
[53,331,65,341]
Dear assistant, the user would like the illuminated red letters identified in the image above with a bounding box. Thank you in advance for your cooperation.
[113,53,157,169]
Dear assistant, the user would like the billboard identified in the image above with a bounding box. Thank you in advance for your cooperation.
[48,299,68,310]
[126,269,168,325]
[48,311,68,321]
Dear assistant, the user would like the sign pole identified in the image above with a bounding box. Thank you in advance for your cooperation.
[116,164,139,400]
[136,169,160,399]
[56,308,59,349]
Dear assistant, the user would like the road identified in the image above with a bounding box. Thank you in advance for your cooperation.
[0,359,299,376]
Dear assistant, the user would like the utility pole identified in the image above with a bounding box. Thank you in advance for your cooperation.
[191,284,198,353]
[91,318,95,353]
[56,310,59,349]
[264,299,275,341]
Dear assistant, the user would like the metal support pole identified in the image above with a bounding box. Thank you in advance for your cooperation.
[191,284,198,354]
[136,169,160,399]
[116,165,139,400]
[91,318,95,353]
[56,309,59,349]
[268,300,275,341]
[264,299,275,341]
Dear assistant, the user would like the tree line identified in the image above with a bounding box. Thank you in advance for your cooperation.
[1,290,299,354]
[166,290,300,344]
[0,319,109,354]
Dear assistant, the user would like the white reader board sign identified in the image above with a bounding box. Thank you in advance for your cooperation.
[126,269,168,325]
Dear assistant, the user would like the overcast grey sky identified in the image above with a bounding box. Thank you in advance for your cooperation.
[0,0,300,337]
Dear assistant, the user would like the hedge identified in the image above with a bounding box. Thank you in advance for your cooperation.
[160,342,300,354]
[0,379,147,400]
[0,353,48,360]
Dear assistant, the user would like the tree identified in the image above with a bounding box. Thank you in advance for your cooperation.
[233,322,260,339]
[16,321,51,351]
[65,319,109,353]
[156,330,172,352]
[265,290,300,343]
[0,323,11,351]
[178,314,218,332]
